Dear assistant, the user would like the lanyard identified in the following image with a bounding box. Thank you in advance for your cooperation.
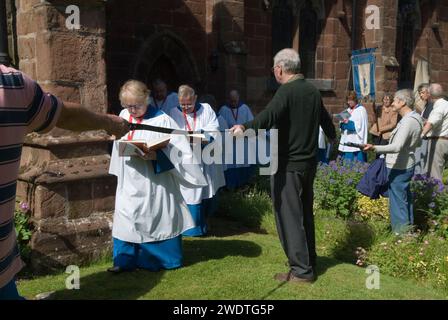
[154,97,167,109]
[127,115,143,140]
[231,107,239,122]
[183,108,197,131]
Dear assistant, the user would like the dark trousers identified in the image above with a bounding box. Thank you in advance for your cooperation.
[271,167,317,279]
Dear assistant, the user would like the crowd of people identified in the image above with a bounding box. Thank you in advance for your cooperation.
[2,46,448,298]
[316,83,448,234]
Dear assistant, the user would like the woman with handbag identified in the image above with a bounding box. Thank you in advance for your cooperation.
[364,89,423,234]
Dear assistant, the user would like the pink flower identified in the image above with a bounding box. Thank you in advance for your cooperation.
[19,202,30,212]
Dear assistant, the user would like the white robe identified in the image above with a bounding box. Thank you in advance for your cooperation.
[338,105,369,153]
[219,103,254,127]
[150,92,179,115]
[219,104,254,169]
[109,108,207,243]
[217,115,229,172]
[318,126,327,149]
[169,103,226,204]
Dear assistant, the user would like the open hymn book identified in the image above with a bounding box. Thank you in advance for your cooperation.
[333,109,351,122]
[118,136,171,157]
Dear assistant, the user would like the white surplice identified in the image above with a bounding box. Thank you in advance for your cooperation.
[169,103,226,204]
[109,107,207,243]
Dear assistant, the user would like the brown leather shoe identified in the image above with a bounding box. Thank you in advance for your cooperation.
[274,271,316,283]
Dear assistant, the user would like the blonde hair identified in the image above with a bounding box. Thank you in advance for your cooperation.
[178,85,196,98]
[119,80,150,105]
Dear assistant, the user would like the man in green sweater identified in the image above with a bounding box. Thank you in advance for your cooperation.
[230,48,335,283]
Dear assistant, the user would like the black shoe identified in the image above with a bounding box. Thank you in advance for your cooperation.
[274,271,316,283]
[107,266,125,274]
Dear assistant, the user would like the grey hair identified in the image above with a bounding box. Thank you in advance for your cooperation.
[429,83,445,99]
[394,89,415,109]
[178,84,196,98]
[273,48,301,74]
[417,83,430,93]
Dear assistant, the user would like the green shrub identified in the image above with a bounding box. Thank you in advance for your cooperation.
[411,174,448,238]
[218,186,276,235]
[314,158,369,219]
[355,195,389,221]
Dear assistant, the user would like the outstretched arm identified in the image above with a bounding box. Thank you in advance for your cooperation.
[57,102,129,138]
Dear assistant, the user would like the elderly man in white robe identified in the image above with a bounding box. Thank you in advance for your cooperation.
[150,78,179,114]
[170,85,226,237]
[108,80,207,273]
[219,90,256,189]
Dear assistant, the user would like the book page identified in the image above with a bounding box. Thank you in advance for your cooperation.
[118,140,146,157]
[118,136,171,157]
[333,110,351,121]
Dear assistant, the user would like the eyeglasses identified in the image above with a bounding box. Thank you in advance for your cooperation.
[271,65,280,72]
[121,104,146,110]
[179,98,196,109]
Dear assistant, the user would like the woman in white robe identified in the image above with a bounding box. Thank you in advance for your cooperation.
[169,85,226,237]
[108,80,206,273]
[338,91,369,162]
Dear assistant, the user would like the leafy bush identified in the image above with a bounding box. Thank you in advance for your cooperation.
[355,195,389,221]
[411,174,448,238]
[314,158,369,219]
[217,185,276,235]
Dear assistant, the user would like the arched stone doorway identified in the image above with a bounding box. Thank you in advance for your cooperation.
[132,31,201,93]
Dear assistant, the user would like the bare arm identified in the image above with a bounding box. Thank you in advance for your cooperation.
[56,102,129,138]
[421,121,433,138]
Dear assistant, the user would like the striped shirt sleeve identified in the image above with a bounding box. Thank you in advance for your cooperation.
[21,73,63,134]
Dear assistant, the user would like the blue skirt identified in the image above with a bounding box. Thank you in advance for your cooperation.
[113,236,183,271]
[182,203,207,237]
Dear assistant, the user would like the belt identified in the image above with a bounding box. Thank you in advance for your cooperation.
[426,136,448,140]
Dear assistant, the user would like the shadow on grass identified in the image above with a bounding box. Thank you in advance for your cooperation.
[207,216,269,237]
[183,238,262,266]
[330,220,376,263]
[46,238,262,300]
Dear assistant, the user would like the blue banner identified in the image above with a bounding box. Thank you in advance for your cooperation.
[351,48,377,99]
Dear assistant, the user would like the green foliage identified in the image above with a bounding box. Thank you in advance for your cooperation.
[218,182,276,235]
[363,232,448,292]
[355,195,390,221]
[14,201,33,261]
[314,158,369,219]
[411,174,448,238]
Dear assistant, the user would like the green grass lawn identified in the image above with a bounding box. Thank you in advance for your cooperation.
[17,218,447,300]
